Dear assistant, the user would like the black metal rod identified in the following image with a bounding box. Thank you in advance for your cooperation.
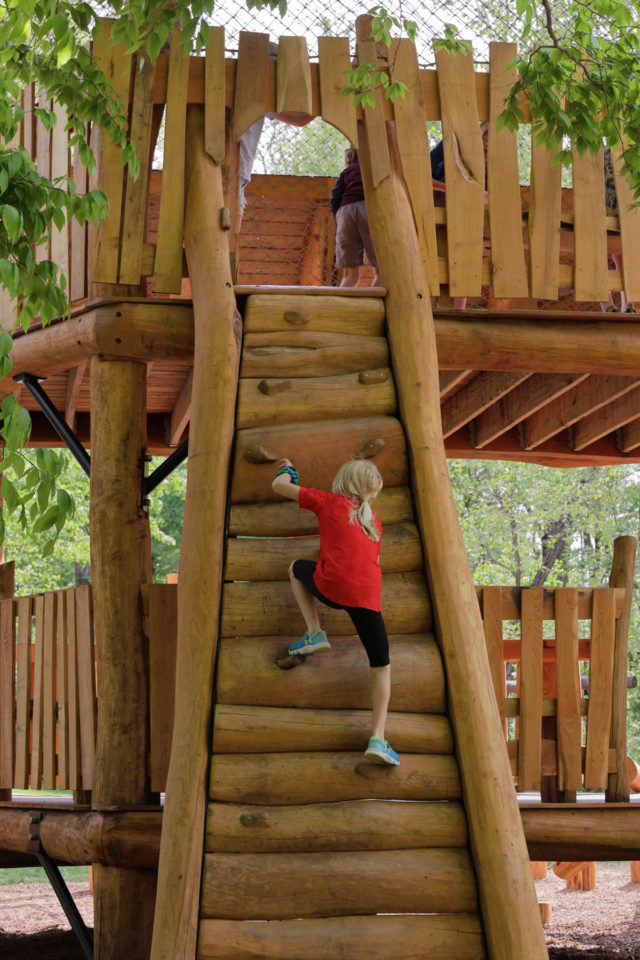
[37,851,94,960]
[144,439,189,497]
[14,373,91,477]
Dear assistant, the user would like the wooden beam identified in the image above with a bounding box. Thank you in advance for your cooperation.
[620,417,640,453]
[522,375,639,449]
[606,536,637,801]
[573,383,640,450]
[441,370,532,438]
[65,362,88,431]
[474,372,588,448]
[445,426,635,467]
[167,369,193,447]
[521,805,640,861]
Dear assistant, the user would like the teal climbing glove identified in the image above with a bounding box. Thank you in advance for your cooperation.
[275,465,300,484]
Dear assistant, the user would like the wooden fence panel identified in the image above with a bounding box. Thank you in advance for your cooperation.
[357,39,390,188]
[434,46,485,297]
[75,585,96,789]
[482,586,505,734]
[30,595,45,789]
[153,30,190,294]
[66,588,82,790]
[585,588,616,789]
[318,37,357,147]
[56,591,70,789]
[488,42,528,298]
[528,133,562,299]
[51,103,70,293]
[0,598,15,790]
[42,591,57,789]
[276,37,312,117]
[555,588,582,792]
[205,27,226,164]
[14,597,32,789]
[391,38,440,295]
[572,146,608,302]
[518,588,543,791]
[612,143,640,304]
[144,583,178,793]
[233,31,270,141]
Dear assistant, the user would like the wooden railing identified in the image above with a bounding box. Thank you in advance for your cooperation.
[478,580,631,799]
[0,586,96,795]
[9,21,638,319]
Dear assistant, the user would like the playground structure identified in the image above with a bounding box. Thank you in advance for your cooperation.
[1,14,640,960]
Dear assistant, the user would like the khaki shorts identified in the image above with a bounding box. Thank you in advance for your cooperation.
[335,201,377,268]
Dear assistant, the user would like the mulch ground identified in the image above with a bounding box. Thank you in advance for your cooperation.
[0,866,639,958]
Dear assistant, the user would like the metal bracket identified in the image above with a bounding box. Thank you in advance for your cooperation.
[142,439,189,500]
[27,811,94,960]
[14,373,91,477]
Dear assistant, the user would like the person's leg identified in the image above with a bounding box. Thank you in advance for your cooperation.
[335,205,363,288]
[288,561,321,634]
[370,664,391,740]
[287,560,333,655]
[347,608,398,764]
[340,266,360,287]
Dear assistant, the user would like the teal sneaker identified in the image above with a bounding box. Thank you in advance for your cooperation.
[288,630,331,656]
[364,736,400,766]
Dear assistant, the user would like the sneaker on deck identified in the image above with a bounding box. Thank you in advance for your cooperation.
[288,630,331,656]
[364,736,400,766]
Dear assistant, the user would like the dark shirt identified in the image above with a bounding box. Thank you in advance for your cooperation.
[331,160,365,218]
[430,140,445,181]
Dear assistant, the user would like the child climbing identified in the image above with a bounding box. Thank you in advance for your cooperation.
[330,148,380,288]
[271,457,399,766]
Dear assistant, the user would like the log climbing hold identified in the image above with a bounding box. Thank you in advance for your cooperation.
[258,379,292,396]
[359,369,389,385]
[275,651,303,670]
[284,310,311,326]
[355,437,385,459]
[240,812,271,827]
[244,445,277,464]
[220,207,231,230]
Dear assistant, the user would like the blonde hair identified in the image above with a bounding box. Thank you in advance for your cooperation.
[331,459,383,542]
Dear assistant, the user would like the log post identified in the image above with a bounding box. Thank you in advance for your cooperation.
[606,535,636,801]
[0,560,14,801]
[355,27,548,959]
[90,357,156,959]
[150,104,241,960]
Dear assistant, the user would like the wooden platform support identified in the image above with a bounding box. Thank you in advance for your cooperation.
[90,357,156,960]
[357,32,548,960]
[607,536,636,801]
[150,105,241,960]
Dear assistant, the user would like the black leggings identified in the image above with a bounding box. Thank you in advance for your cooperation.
[291,559,390,668]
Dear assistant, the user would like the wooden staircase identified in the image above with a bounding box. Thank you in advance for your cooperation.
[195,292,486,960]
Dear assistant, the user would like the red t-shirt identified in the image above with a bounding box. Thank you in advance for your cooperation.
[298,486,382,611]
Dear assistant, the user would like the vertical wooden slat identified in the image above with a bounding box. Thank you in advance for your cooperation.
[434,46,485,297]
[276,36,312,116]
[119,54,156,286]
[204,26,226,163]
[70,144,88,302]
[14,597,32,789]
[153,30,190,294]
[607,535,636,801]
[0,116,20,331]
[233,32,270,140]
[42,591,57,789]
[51,103,70,293]
[390,38,440,295]
[585,588,616,789]
[318,36,357,147]
[56,591,69,789]
[66,588,82,791]
[572,145,608,301]
[30,595,45,789]
[519,588,543,791]
[612,143,640,304]
[0,598,15,789]
[76,584,96,789]
[35,93,52,265]
[555,588,582,792]
[144,584,178,793]
[357,39,390,187]
[488,42,528,298]
[482,586,506,734]
[528,133,562,299]
[92,19,134,284]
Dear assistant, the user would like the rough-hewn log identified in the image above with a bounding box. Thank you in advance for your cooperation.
[200,848,478,919]
[607,536,637,801]
[220,572,431,637]
[150,106,241,960]
[89,357,154,959]
[210,752,461,804]
[230,416,407,504]
[237,369,396,429]
[197,915,485,960]
[205,799,467,853]
[225,522,422,580]
[228,486,414,537]
[521,805,640,860]
[358,113,547,957]
[212,704,452,754]
[240,331,389,378]
[243,294,385,336]
[0,808,161,867]
[216,635,445,712]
